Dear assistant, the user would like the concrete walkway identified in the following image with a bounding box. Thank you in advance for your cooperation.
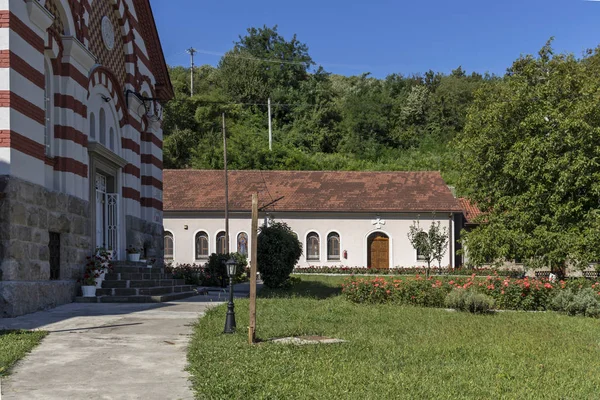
[0,293,234,400]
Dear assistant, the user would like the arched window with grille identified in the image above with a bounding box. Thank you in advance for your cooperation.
[216,231,227,254]
[164,232,174,260]
[306,232,320,261]
[195,231,209,260]
[327,232,340,261]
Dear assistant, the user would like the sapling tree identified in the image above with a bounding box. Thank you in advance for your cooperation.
[408,221,449,278]
[430,221,449,268]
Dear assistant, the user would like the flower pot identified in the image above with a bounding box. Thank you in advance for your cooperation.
[127,253,140,262]
[95,269,107,288]
[81,285,97,297]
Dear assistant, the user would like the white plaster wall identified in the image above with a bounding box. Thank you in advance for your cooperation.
[164,212,456,268]
[0,148,10,173]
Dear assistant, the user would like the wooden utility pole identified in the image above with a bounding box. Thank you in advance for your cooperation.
[223,113,229,253]
[248,193,259,344]
[268,97,272,151]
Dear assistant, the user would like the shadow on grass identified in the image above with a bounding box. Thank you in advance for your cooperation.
[259,280,343,300]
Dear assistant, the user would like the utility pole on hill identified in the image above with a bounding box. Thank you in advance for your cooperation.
[186,48,197,96]
[268,97,272,151]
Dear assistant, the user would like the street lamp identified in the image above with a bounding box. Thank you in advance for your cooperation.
[223,258,237,334]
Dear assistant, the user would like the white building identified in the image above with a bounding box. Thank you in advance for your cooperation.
[163,170,465,269]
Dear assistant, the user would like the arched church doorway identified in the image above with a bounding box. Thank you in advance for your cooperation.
[368,232,389,269]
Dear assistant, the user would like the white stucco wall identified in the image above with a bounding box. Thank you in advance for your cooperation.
[164,211,457,268]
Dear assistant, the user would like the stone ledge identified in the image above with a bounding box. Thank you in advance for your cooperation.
[0,280,77,318]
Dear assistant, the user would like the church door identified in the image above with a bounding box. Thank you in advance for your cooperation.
[94,172,119,254]
[368,232,389,269]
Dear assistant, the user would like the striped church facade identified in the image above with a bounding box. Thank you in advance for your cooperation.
[0,0,172,317]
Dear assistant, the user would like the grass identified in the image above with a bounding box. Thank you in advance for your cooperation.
[0,330,47,377]
[188,275,600,399]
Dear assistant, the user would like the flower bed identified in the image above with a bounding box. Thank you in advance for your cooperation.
[342,274,600,314]
[294,265,522,277]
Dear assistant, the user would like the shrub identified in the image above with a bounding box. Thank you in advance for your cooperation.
[166,254,247,287]
[204,253,248,287]
[292,265,522,277]
[342,276,451,307]
[167,264,205,286]
[257,222,302,288]
[445,288,495,313]
[551,288,600,318]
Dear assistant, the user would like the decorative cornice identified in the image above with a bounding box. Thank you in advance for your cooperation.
[26,0,54,32]
[88,141,128,169]
[62,36,97,74]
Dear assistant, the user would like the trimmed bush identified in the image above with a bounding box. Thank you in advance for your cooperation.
[257,222,302,288]
[551,288,600,318]
[445,288,495,313]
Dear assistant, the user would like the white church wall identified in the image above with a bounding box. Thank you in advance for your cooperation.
[164,212,456,268]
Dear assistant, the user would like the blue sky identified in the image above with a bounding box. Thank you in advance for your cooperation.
[151,0,600,78]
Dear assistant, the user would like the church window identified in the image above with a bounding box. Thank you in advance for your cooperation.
[216,231,227,254]
[195,231,208,259]
[307,232,320,261]
[89,113,96,139]
[109,127,115,151]
[327,232,340,261]
[99,108,106,145]
[164,232,173,260]
[237,232,248,256]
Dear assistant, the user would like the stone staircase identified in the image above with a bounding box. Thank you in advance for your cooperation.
[75,260,205,303]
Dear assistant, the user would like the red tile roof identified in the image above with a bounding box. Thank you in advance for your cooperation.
[458,198,483,223]
[163,170,462,213]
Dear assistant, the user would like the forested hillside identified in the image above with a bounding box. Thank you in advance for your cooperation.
[162,25,498,185]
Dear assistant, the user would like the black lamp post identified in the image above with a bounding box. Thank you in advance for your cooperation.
[223,258,237,334]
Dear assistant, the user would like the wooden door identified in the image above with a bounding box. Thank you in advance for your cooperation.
[368,233,389,269]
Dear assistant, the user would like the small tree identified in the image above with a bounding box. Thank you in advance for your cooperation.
[430,221,449,269]
[408,221,448,277]
[257,221,302,288]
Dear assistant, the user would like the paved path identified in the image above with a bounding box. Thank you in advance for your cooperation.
[0,293,233,400]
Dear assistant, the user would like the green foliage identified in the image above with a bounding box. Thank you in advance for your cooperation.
[0,330,47,377]
[342,276,449,307]
[551,288,600,318]
[162,25,491,182]
[257,221,302,288]
[407,220,449,275]
[445,288,495,313]
[456,40,600,271]
[204,252,248,287]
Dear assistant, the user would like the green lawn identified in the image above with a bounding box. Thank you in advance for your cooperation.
[0,330,46,377]
[188,275,600,399]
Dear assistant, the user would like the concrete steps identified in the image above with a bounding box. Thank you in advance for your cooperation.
[75,260,201,303]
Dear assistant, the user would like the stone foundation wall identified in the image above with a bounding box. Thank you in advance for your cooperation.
[126,215,164,263]
[0,176,92,317]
